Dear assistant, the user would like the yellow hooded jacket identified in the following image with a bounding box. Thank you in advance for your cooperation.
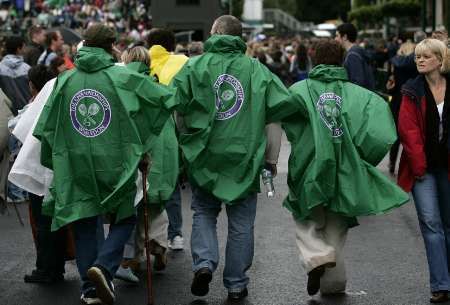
[149,45,189,85]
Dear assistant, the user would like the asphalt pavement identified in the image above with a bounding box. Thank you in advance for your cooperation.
[0,136,442,305]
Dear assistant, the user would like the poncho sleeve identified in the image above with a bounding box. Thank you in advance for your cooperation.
[169,64,193,117]
[114,72,175,152]
[264,69,300,123]
[352,92,397,166]
[170,64,213,165]
[169,64,213,135]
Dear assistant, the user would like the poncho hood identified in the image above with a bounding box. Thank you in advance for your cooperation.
[204,35,247,54]
[309,64,348,83]
[75,47,115,73]
[149,45,188,85]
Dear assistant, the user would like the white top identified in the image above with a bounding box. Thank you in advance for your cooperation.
[437,102,444,141]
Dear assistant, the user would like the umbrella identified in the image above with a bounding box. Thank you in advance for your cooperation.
[51,27,82,45]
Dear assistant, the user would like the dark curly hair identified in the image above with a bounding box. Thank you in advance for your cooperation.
[28,65,55,92]
[312,40,345,67]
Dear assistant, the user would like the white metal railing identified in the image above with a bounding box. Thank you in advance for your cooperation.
[263,8,313,32]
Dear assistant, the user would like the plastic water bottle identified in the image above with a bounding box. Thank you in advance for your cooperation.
[261,168,275,198]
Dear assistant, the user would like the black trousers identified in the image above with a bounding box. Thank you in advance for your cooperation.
[29,193,66,275]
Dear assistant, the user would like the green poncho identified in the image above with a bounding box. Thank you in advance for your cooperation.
[171,35,296,203]
[34,47,174,231]
[282,65,409,222]
[126,61,179,206]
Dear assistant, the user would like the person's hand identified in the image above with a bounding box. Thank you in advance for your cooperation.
[138,154,150,172]
[386,76,395,91]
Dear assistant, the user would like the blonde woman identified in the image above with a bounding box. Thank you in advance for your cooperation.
[398,38,450,303]
[121,46,150,71]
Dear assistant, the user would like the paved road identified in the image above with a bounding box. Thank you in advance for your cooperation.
[0,137,440,305]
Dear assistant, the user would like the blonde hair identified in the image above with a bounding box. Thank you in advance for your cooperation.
[397,42,415,56]
[121,46,150,66]
[415,38,450,73]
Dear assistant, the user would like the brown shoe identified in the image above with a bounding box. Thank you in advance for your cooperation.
[150,240,167,271]
[430,291,449,303]
[123,259,141,273]
[307,266,325,296]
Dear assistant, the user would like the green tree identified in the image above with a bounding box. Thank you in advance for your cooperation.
[353,0,375,7]
[221,0,244,18]
[232,0,244,18]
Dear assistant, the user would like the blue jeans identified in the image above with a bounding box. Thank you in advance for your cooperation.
[73,215,136,293]
[190,187,257,292]
[412,169,450,292]
[166,185,183,240]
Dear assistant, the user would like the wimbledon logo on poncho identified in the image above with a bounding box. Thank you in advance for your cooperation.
[316,92,343,138]
[214,74,244,120]
[70,89,111,138]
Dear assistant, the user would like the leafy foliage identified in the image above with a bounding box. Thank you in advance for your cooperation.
[380,0,420,17]
[349,0,420,25]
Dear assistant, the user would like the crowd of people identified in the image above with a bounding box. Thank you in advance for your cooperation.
[1,1,151,36]
[1,8,450,305]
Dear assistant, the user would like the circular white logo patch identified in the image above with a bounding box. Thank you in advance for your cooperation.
[316,92,343,138]
[70,89,111,138]
[214,74,245,121]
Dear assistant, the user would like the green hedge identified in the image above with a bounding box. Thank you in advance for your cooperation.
[349,0,420,24]
[348,5,383,24]
[381,0,420,17]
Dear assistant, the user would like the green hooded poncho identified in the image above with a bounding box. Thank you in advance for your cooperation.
[34,47,174,231]
[282,65,409,223]
[171,35,297,203]
[126,61,179,206]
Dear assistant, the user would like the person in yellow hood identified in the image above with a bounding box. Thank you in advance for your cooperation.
[146,28,188,251]
[147,28,189,85]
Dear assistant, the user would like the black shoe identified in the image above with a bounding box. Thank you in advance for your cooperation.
[191,267,212,297]
[87,266,115,305]
[228,288,248,300]
[24,269,63,284]
[307,266,325,296]
[430,291,449,303]
[81,289,102,305]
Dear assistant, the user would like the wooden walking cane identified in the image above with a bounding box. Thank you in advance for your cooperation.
[140,154,154,305]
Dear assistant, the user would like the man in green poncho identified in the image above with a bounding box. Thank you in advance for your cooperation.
[33,24,173,305]
[170,15,296,300]
[282,40,409,296]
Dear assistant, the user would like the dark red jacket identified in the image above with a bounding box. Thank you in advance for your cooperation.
[398,75,450,191]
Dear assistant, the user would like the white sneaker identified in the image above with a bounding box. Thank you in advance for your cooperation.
[168,235,184,250]
[115,265,139,283]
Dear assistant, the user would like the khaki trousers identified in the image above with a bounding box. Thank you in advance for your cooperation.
[294,207,348,294]
[133,205,169,261]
